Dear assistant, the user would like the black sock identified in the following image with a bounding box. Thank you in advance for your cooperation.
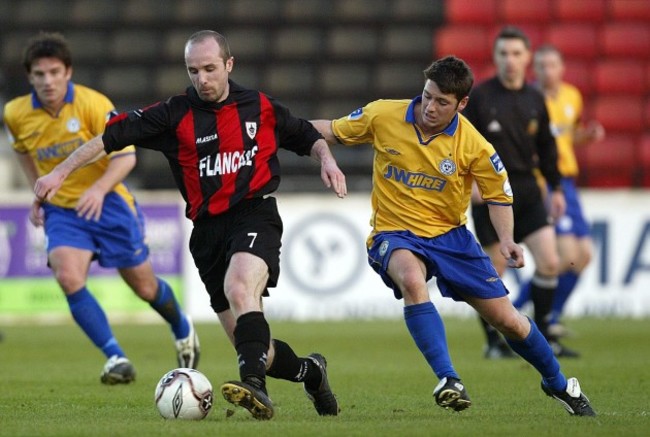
[267,340,321,390]
[234,312,270,392]
[530,273,558,340]
[266,339,318,387]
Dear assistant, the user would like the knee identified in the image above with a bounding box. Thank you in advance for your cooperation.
[398,275,429,304]
[53,268,85,294]
[130,277,159,301]
[224,282,249,310]
[494,312,529,340]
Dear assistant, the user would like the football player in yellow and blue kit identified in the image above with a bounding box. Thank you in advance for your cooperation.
[513,45,605,335]
[312,56,595,416]
[3,32,199,384]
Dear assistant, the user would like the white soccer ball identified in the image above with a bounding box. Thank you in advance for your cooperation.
[154,368,214,420]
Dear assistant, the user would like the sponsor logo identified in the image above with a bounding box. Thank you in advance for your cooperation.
[347,108,363,120]
[383,165,446,191]
[490,153,505,173]
[36,138,84,160]
[198,145,259,177]
[196,133,218,144]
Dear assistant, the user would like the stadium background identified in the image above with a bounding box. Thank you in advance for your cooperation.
[0,0,649,322]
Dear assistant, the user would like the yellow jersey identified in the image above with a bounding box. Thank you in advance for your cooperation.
[544,82,583,177]
[332,97,512,238]
[4,82,136,208]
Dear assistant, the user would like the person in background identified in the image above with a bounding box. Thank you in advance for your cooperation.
[3,32,199,384]
[34,30,344,421]
[311,55,595,416]
[463,26,578,359]
[513,44,605,339]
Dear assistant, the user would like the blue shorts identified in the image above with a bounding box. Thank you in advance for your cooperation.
[367,226,509,301]
[554,178,590,238]
[43,192,149,268]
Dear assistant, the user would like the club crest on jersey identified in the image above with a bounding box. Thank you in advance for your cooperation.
[438,158,456,176]
[490,153,505,173]
[66,117,80,133]
[246,122,257,139]
[347,108,363,120]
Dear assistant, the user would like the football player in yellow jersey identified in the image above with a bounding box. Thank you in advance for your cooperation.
[3,32,199,383]
[513,45,605,336]
[312,56,595,416]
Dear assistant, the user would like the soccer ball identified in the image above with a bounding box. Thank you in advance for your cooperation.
[154,368,214,420]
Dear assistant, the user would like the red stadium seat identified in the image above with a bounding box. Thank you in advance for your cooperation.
[545,24,599,59]
[552,0,606,22]
[500,0,551,23]
[593,60,645,94]
[592,95,644,133]
[600,24,650,57]
[581,134,636,187]
[435,26,491,62]
[638,135,650,187]
[645,97,650,130]
[562,60,593,96]
[445,0,498,24]
[610,0,650,21]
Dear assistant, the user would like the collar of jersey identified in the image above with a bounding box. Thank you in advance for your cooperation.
[406,95,459,145]
[32,81,74,109]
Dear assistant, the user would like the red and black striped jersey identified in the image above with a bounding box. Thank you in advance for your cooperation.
[103,81,321,221]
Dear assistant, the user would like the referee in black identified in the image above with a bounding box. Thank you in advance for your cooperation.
[463,26,578,359]
[34,30,345,420]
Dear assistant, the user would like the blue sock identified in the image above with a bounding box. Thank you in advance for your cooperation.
[67,287,124,358]
[513,279,531,309]
[550,272,579,324]
[404,302,458,380]
[149,278,189,339]
[506,319,567,392]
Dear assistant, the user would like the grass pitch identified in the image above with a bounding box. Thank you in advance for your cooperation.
[0,317,648,436]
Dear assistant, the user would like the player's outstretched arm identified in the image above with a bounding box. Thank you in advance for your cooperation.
[310,120,338,145]
[310,139,347,199]
[34,134,107,201]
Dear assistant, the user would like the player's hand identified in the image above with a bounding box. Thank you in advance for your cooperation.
[76,185,106,221]
[34,170,66,202]
[320,158,347,199]
[29,198,45,227]
[500,240,524,269]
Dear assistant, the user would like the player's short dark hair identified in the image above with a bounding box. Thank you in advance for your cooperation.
[186,30,232,62]
[23,32,72,72]
[494,25,531,50]
[423,56,474,101]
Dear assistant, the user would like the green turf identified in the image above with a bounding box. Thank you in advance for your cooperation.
[0,318,648,436]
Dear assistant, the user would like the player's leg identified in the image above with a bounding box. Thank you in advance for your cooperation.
[522,225,560,336]
[119,261,198,368]
[219,251,275,419]
[375,243,469,412]
[471,203,515,358]
[49,246,127,358]
[44,204,134,383]
[466,295,595,416]
[97,194,197,368]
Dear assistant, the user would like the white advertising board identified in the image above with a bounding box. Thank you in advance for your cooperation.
[183,190,650,321]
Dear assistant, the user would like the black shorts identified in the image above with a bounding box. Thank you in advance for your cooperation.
[189,196,283,313]
[471,174,550,246]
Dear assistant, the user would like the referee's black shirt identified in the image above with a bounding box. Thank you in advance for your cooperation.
[463,76,561,190]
